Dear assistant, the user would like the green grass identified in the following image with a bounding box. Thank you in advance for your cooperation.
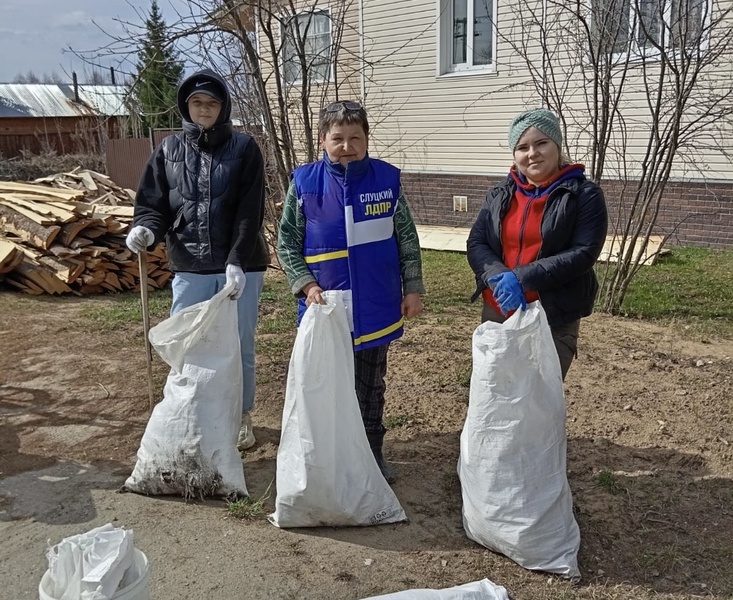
[598,247,733,337]
[384,414,410,429]
[77,246,733,339]
[456,365,472,388]
[595,469,624,494]
[425,245,733,337]
[257,275,298,334]
[226,481,273,520]
[82,289,172,332]
[421,250,476,312]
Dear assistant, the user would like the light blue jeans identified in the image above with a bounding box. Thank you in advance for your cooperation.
[170,270,265,413]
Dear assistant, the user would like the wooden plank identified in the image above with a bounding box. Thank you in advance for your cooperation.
[104,271,122,290]
[5,276,45,295]
[69,237,93,249]
[81,270,106,285]
[1,195,77,223]
[3,193,80,205]
[9,242,79,289]
[57,219,94,246]
[0,199,56,225]
[153,271,172,287]
[106,221,129,235]
[0,181,84,200]
[81,227,108,239]
[0,239,21,274]
[79,171,98,191]
[89,170,112,182]
[0,205,60,249]
[91,205,135,218]
[15,258,71,294]
[38,256,85,284]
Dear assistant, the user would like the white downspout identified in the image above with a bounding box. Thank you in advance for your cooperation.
[359,0,366,103]
[541,0,548,106]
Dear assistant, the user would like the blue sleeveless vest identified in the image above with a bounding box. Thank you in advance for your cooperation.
[293,155,404,351]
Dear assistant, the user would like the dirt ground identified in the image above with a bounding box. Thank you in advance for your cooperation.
[1,275,732,600]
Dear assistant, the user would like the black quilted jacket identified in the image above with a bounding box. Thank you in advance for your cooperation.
[132,69,269,273]
[467,174,608,326]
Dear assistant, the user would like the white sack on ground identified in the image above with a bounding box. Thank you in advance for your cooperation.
[458,302,580,578]
[43,524,138,600]
[361,578,510,599]
[124,284,247,499]
[268,290,406,528]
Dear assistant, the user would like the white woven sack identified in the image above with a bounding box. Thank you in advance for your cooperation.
[268,290,406,528]
[458,302,580,578]
[361,578,509,599]
[124,284,247,499]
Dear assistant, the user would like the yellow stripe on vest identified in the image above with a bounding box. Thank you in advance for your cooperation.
[353,317,404,346]
[304,250,349,264]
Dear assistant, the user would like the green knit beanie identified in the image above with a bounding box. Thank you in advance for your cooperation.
[508,108,562,152]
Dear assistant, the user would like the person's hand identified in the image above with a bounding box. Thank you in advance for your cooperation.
[226,264,247,300]
[125,226,154,253]
[303,283,325,306]
[401,293,423,319]
[488,272,527,315]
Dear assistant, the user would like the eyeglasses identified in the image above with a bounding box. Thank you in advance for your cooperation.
[324,101,363,113]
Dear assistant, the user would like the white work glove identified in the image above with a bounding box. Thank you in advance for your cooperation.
[126,226,155,253]
[226,264,247,300]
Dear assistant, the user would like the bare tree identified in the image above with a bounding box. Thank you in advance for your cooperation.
[12,71,42,84]
[495,0,733,312]
[69,0,440,261]
[72,0,403,253]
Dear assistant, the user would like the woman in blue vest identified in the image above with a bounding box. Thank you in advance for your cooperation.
[277,101,425,483]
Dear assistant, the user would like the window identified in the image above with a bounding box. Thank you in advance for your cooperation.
[282,9,331,85]
[592,0,709,56]
[438,0,497,74]
[671,0,706,48]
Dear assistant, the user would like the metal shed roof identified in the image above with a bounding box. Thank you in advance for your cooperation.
[0,84,129,118]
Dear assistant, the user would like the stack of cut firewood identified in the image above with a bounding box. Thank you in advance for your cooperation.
[0,168,170,295]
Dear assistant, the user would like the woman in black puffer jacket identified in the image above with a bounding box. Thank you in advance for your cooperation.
[127,69,269,449]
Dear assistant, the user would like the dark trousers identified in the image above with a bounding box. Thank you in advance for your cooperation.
[354,343,390,435]
[481,304,579,381]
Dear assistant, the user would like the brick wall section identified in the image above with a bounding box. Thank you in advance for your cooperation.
[402,172,733,249]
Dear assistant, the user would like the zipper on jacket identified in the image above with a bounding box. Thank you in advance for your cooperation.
[515,195,536,267]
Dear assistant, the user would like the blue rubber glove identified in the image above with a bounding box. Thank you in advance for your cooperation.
[487,271,527,315]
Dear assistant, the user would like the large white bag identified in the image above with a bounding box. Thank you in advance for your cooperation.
[361,578,509,599]
[40,524,146,600]
[268,290,406,528]
[124,284,247,499]
[458,302,580,578]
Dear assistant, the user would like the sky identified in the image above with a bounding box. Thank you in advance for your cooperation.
[0,0,192,84]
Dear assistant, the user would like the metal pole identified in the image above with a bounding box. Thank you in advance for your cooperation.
[138,251,155,412]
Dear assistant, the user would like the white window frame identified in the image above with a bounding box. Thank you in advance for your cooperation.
[280,7,333,86]
[436,0,498,77]
[590,0,712,61]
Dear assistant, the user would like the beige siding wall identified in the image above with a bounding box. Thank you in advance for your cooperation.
[361,0,529,175]
[359,0,733,181]
[256,0,363,164]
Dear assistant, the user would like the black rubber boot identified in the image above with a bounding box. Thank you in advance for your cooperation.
[366,430,396,484]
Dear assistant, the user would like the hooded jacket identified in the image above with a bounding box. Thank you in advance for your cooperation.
[467,171,608,327]
[132,69,270,273]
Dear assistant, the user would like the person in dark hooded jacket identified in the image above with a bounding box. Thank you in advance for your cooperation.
[467,108,608,380]
[126,69,269,449]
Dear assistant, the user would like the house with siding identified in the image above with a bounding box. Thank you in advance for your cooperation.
[0,80,129,158]
[239,0,733,248]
